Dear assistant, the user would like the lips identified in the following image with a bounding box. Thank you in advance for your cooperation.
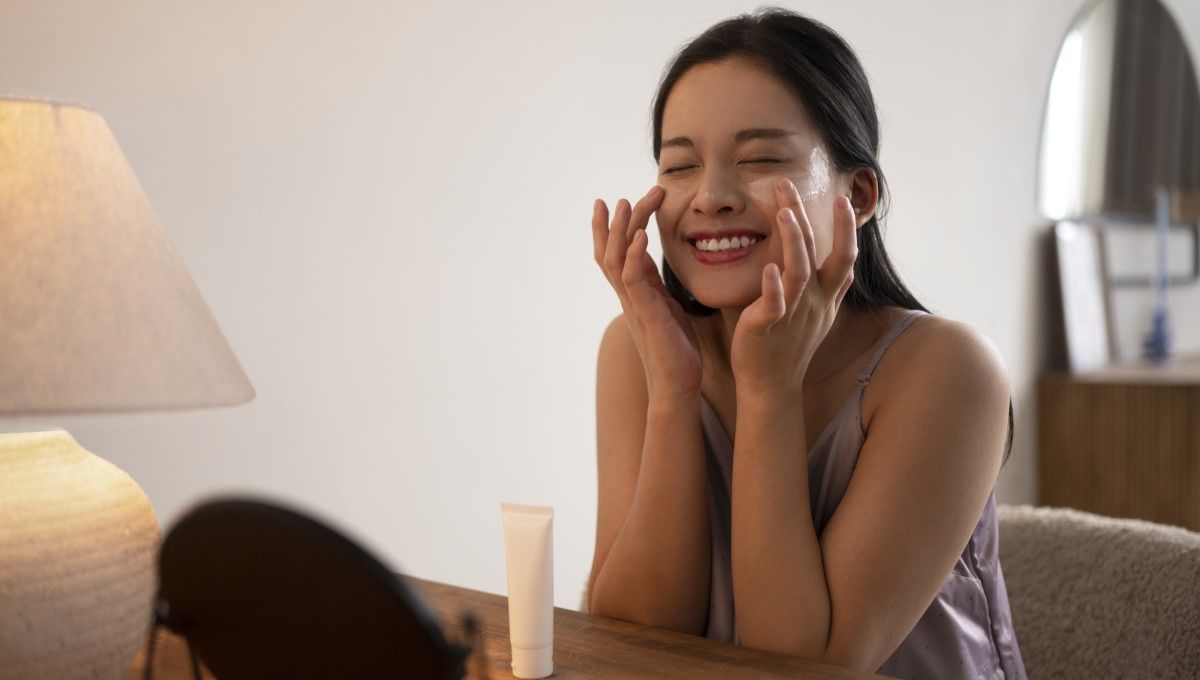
[689,235,764,265]
[685,230,768,242]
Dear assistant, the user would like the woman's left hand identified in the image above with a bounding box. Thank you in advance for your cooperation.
[730,178,859,397]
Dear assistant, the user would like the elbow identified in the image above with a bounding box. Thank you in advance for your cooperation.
[819,650,872,674]
[737,612,829,662]
[818,633,889,674]
[738,624,828,662]
[740,621,885,672]
[589,574,707,636]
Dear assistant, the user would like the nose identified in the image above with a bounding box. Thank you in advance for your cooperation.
[690,167,746,217]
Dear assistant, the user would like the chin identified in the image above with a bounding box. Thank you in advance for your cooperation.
[682,278,763,310]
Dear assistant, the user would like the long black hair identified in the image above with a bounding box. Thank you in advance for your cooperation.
[650,7,1013,465]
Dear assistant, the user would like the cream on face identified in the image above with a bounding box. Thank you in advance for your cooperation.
[652,57,846,309]
[745,145,833,209]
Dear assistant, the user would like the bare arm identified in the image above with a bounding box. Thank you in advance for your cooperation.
[586,314,711,634]
[726,183,1008,670]
[733,320,1010,671]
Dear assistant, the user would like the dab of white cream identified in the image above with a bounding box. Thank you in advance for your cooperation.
[746,146,833,207]
[802,146,832,198]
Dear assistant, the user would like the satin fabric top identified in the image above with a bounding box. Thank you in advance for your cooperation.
[700,309,1027,679]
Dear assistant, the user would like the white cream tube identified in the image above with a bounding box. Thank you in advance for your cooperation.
[501,502,554,679]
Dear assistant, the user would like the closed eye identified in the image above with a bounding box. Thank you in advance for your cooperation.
[662,158,784,175]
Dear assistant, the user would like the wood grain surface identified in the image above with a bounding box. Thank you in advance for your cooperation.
[1039,357,1200,531]
[127,576,890,679]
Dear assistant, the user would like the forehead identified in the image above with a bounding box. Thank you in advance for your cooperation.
[661,56,819,146]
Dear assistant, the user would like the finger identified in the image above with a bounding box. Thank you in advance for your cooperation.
[592,199,609,266]
[776,206,810,301]
[819,195,859,295]
[622,230,659,307]
[603,198,633,287]
[793,191,819,272]
[774,179,813,301]
[750,263,787,332]
[628,185,664,237]
[775,178,818,270]
[835,269,855,307]
[640,249,670,299]
[603,186,661,282]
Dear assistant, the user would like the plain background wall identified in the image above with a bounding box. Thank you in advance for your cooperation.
[2,0,1198,610]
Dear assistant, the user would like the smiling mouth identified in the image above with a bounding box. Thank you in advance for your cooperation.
[686,234,766,265]
[688,234,766,252]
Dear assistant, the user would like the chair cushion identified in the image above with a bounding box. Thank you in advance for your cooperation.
[998,504,1200,678]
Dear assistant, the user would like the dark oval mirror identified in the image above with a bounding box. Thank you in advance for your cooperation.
[155,497,469,680]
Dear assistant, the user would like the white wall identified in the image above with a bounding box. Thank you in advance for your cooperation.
[2,0,1197,610]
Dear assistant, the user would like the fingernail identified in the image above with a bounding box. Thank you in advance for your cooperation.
[775,178,790,192]
[779,207,795,223]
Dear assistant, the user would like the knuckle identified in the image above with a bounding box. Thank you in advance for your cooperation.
[604,258,622,278]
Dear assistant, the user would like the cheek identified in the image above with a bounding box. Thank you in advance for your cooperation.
[754,184,838,264]
[655,194,688,234]
[744,171,820,235]
[808,207,836,263]
[747,175,779,208]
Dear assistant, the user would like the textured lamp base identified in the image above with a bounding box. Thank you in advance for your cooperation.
[0,430,159,680]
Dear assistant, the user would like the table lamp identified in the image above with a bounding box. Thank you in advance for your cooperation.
[0,98,254,679]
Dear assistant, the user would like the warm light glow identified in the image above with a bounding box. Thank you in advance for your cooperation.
[0,98,254,415]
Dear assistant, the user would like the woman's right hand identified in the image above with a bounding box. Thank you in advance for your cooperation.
[592,186,702,402]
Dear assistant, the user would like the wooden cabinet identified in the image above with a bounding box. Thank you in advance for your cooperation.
[1038,355,1200,531]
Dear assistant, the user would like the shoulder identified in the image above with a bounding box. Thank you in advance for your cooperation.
[903,314,1007,381]
[864,312,1011,438]
[600,313,632,348]
[597,313,646,397]
[598,313,638,366]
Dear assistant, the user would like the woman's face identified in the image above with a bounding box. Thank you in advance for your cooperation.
[655,56,856,310]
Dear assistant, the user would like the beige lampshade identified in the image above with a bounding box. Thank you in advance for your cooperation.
[0,97,253,414]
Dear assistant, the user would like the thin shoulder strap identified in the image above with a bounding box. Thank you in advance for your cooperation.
[856,309,928,384]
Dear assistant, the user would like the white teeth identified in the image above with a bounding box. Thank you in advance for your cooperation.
[695,236,762,252]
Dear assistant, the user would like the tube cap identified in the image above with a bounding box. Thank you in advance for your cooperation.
[510,645,553,679]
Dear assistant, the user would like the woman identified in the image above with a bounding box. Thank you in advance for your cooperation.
[586,8,1026,679]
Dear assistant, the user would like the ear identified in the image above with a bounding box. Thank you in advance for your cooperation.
[846,167,878,229]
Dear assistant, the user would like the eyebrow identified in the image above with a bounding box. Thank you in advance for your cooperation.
[659,127,798,151]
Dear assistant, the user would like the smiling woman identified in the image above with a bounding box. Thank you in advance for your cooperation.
[586,7,1026,680]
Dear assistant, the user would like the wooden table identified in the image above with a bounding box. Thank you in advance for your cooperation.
[1039,354,1200,530]
[127,577,890,679]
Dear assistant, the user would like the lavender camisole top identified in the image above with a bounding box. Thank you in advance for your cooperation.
[700,309,1027,679]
